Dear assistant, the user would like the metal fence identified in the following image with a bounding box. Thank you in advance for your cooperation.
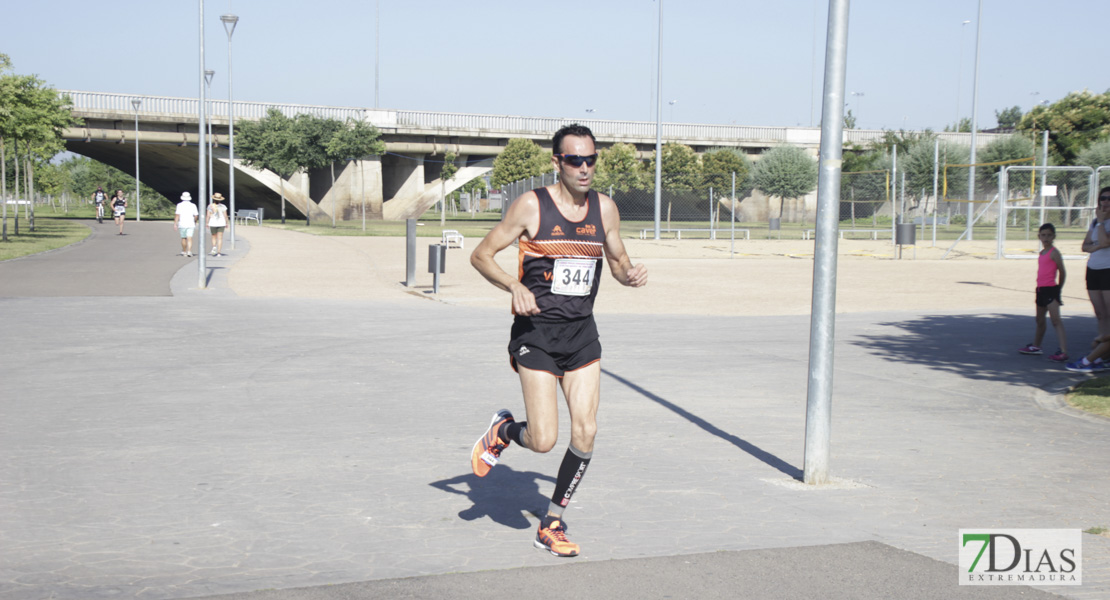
[997,166,1097,258]
[500,172,752,239]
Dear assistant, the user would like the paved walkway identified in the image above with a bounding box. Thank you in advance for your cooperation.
[0,220,1107,600]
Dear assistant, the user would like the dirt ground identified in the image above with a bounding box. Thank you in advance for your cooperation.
[227,227,1088,318]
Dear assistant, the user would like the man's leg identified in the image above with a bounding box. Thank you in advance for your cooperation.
[470,366,559,477]
[533,361,600,557]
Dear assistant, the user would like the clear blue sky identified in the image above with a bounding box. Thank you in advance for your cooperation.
[6,0,1108,131]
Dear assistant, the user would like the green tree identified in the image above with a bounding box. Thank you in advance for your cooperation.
[0,56,78,237]
[944,118,972,133]
[1017,90,1110,164]
[975,134,1035,191]
[752,145,818,219]
[1077,137,1110,170]
[995,106,1023,129]
[326,118,385,228]
[700,147,753,198]
[844,108,857,130]
[236,108,300,223]
[439,150,458,225]
[643,142,700,191]
[492,138,549,186]
[594,142,644,192]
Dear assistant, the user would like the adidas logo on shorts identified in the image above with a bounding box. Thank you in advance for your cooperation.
[518,346,530,356]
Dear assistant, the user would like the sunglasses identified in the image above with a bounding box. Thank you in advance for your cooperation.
[555,153,598,167]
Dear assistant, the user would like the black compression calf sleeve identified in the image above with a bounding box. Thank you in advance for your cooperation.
[548,444,592,517]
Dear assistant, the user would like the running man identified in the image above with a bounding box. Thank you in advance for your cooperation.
[110,189,127,235]
[469,123,648,557]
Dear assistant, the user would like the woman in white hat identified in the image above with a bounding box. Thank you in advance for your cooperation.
[207,192,230,257]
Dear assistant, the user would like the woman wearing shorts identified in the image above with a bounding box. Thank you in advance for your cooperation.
[207,192,229,257]
[1082,187,1110,342]
[111,189,127,235]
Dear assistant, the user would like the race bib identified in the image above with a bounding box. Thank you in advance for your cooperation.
[551,258,596,296]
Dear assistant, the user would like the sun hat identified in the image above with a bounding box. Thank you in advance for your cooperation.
[180,192,192,201]
[211,192,225,201]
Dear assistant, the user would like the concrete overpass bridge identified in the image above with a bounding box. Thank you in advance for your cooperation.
[61,90,995,220]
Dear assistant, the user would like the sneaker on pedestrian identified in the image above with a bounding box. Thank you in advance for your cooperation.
[1018,344,1042,355]
[1066,359,1096,373]
[1049,350,1068,362]
[534,516,579,557]
[186,252,193,257]
[471,409,513,477]
[215,253,223,257]
[210,248,218,256]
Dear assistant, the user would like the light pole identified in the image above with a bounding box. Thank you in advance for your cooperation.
[955,19,970,129]
[669,99,677,122]
[205,69,215,229]
[653,0,663,240]
[850,91,864,127]
[375,0,380,108]
[131,98,141,221]
[221,12,239,249]
[585,108,596,114]
[967,1,982,241]
[197,0,207,288]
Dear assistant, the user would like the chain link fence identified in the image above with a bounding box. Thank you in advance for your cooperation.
[998,166,1096,258]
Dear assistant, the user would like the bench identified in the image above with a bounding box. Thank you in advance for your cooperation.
[235,209,260,225]
[803,228,891,241]
[442,229,464,249]
[639,228,751,240]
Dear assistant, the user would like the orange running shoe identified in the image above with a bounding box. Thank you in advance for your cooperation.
[470,410,513,477]
[535,516,579,557]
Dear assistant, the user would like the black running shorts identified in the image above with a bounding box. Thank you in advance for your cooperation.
[1087,267,1110,291]
[1035,285,1062,307]
[508,315,601,377]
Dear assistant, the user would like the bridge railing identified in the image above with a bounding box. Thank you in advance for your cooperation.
[60,89,997,147]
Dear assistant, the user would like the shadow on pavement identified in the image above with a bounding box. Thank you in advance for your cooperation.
[429,467,556,530]
[602,368,803,480]
[852,312,1087,386]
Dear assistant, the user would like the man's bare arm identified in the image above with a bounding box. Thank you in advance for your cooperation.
[599,195,647,288]
[470,192,543,315]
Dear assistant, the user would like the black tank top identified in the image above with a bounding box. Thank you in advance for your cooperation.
[517,187,606,321]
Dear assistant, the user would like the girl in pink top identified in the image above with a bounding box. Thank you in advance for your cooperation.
[1019,223,1068,361]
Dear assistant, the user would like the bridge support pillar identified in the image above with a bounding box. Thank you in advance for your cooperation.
[312,157,383,221]
[381,153,426,220]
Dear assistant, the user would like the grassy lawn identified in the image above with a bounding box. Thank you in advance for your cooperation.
[0,215,92,261]
[1066,377,1110,419]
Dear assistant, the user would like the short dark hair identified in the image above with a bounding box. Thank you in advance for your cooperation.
[1039,222,1055,234]
[552,124,596,155]
[1099,186,1110,199]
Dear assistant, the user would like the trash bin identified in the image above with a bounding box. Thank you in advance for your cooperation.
[769,218,781,231]
[895,223,916,245]
[428,244,446,274]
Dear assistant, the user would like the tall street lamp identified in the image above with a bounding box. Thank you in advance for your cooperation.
[850,91,864,127]
[131,98,142,221]
[668,99,677,122]
[197,0,208,288]
[205,69,215,222]
[955,19,970,129]
[221,12,239,249]
[967,0,983,241]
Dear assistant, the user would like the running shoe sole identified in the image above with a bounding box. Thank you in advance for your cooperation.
[470,409,513,477]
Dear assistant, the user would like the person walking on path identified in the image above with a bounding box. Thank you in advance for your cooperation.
[206,192,229,257]
[468,124,648,558]
[1018,223,1068,361]
[174,192,199,257]
[1081,187,1110,344]
[110,189,128,235]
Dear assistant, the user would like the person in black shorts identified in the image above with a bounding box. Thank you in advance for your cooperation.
[469,123,647,557]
